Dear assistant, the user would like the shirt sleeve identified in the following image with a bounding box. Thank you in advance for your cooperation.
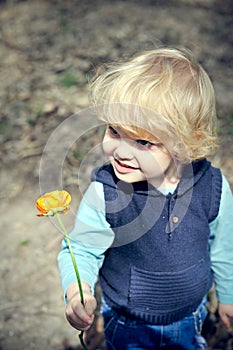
[57,181,114,300]
[209,175,233,304]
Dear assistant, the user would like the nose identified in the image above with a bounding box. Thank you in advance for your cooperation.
[114,139,134,160]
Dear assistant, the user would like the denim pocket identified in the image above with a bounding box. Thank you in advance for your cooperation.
[192,297,208,333]
[192,300,208,350]
[102,309,118,350]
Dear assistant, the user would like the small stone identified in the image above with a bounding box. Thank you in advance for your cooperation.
[43,103,57,114]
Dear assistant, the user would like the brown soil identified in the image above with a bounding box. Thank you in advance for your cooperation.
[0,1,233,349]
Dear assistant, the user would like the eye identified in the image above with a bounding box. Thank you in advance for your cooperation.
[136,139,154,147]
[108,126,119,137]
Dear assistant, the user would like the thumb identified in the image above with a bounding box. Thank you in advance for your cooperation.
[85,297,97,317]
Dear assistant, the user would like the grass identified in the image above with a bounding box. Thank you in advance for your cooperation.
[59,70,79,88]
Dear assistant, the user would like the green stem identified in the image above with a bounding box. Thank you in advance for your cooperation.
[56,213,88,350]
[79,332,89,350]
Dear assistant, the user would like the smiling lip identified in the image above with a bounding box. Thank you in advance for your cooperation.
[113,159,138,174]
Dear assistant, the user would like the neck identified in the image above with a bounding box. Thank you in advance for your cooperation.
[149,176,180,193]
[149,162,183,191]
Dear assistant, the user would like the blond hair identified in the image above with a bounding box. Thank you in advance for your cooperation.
[91,47,218,162]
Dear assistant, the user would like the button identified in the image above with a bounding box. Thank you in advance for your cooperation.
[172,216,179,224]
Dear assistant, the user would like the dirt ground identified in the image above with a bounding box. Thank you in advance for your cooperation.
[0,1,233,349]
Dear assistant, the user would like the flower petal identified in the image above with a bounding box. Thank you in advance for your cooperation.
[36,190,71,216]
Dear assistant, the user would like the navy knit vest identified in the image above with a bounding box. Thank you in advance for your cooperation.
[91,159,222,325]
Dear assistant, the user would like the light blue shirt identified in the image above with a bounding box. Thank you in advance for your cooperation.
[58,174,233,304]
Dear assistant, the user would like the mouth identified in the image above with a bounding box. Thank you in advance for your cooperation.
[113,158,139,174]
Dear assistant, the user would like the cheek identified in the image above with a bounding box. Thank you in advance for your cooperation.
[102,137,114,156]
[139,152,172,174]
[139,152,157,166]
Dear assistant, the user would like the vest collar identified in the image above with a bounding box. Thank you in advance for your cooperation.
[92,159,210,198]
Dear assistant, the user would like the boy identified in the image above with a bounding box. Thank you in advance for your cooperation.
[58,47,233,349]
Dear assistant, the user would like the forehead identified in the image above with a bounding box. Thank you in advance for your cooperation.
[100,103,166,142]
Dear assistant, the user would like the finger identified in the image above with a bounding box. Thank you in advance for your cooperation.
[67,316,92,331]
[66,302,93,330]
[73,299,93,322]
[220,313,231,329]
[66,310,92,331]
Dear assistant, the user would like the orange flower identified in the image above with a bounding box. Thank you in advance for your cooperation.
[36,189,88,349]
[36,190,71,216]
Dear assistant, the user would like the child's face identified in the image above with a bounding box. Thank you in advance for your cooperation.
[102,125,174,187]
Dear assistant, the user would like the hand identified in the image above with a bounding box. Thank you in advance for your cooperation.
[65,281,97,331]
[218,302,233,328]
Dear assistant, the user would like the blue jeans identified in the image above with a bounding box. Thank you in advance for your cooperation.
[101,298,207,350]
